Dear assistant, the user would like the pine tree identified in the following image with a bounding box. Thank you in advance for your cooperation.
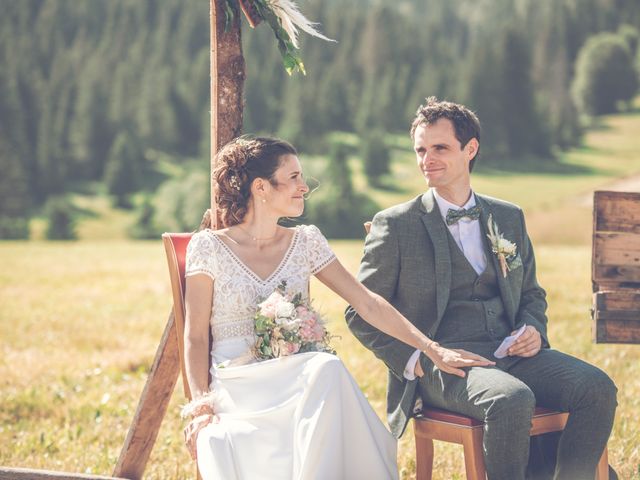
[0,133,30,239]
[104,131,142,208]
[572,33,639,116]
[360,132,390,186]
[45,196,76,240]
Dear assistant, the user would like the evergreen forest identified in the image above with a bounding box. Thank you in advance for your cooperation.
[1,0,639,238]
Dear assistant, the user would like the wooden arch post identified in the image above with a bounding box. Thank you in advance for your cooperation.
[209,0,245,228]
[111,1,245,478]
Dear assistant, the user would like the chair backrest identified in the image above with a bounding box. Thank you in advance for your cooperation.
[162,233,194,399]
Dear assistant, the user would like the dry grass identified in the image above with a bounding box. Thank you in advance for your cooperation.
[3,108,640,478]
[1,240,639,479]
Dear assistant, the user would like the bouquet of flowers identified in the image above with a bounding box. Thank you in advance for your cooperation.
[253,281,335,360]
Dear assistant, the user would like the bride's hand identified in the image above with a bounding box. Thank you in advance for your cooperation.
[423,342,495,378]
[184,413,219,460]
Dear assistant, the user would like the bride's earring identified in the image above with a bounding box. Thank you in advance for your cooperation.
[261,198,266,204]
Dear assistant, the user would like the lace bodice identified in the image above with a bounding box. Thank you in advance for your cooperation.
[185,224,336,362]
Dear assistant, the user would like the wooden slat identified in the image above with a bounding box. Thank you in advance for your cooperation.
[593,232,640,285]
[595,290,640,310]
[594,317,640,343]
[594,191,640,233]
[593,291,640,342]
[112,311,181,480]
[0,467,127,480]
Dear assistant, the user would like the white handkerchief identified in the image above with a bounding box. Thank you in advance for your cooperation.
[494,324,527,359]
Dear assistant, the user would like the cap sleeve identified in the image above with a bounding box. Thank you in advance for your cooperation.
[185,230,217,280]
[303,225,336,274]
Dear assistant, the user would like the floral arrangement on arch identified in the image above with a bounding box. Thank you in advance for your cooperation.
[224,0,335,75]
[253,281,335,360]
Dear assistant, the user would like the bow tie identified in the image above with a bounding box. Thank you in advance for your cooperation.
[445,205,482,225]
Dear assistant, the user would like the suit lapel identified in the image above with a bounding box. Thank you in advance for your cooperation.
[420,190,451,333]
[476,194,516,325]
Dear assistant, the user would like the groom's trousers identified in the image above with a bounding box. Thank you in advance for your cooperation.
[417,348,617,480]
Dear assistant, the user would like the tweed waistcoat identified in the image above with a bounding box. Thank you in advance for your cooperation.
[434,230,512,346]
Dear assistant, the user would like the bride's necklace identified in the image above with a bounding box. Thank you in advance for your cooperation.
[235,224,279,242]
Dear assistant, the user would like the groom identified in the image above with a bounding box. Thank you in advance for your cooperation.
[346,97,617,479]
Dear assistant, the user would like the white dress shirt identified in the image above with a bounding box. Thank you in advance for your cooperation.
[402,189,487,380]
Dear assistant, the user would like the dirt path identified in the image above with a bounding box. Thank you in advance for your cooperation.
[527,172,640,244]
[578,173,640,207]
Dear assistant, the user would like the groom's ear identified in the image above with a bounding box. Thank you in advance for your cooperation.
[465,138,479,161]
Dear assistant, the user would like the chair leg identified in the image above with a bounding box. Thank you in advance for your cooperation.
[415,435,434,480]
[461,429,486,480]
[595,446,609,480]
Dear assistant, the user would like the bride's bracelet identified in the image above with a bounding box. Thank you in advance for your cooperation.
[180,392,216,419]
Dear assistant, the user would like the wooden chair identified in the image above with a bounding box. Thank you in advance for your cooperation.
[162,233,196,399]
[592,191,640,343]
[413,407,608,480]
[162,232,210,480]
[362,221,609,480]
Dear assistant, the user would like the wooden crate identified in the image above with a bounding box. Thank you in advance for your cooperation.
[592,191,640,343]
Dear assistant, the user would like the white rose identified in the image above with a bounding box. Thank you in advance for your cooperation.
[280,317,302,332]
[275,301,296,322]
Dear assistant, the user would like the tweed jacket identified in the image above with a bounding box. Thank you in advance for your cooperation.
[345,189,548,438]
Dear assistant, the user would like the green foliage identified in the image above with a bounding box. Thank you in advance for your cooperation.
[153,169,209,232]
[304,189,379,239]
[45,197,76,240]
[104,131,143,208]
[327,140,354,198]
[128,196,160,239]
[0,218,29,240]
[3,0,640,210]
[359,132,390,186]
[618,24,640,58]
[572,33,639,116]
[304,138,379,238]
[0,132,30,239]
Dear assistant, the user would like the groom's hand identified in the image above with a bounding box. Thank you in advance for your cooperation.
[423,343,495,378]
[507,325,541,357]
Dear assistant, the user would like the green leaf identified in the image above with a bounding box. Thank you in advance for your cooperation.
[223,0,235,32]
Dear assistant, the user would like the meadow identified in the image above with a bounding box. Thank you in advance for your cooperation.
[2,108,640,479]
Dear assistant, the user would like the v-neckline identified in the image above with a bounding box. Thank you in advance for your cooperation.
[211,227,300,284]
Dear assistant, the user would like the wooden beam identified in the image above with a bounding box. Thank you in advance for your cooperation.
[210,0,245,227]
[112,311,181,480]
[0,467,128,480]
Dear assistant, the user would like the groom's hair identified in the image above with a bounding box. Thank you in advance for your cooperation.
[410,97,481,171]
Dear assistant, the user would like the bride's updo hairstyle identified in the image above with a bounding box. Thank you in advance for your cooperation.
[213,135,297,227]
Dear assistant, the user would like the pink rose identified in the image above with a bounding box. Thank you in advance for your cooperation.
[312,323,325,342]
[299,325,315,342]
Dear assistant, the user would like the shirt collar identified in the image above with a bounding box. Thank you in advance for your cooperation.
[432,189,476,222]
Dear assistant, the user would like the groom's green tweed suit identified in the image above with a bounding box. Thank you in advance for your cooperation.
[345,189,549,438]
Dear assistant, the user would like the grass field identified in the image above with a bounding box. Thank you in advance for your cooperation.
[1,241,639,479]
[2,107,640,478]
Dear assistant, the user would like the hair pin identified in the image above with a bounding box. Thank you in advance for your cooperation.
[229,175,241,191]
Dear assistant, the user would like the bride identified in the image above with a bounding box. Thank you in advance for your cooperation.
[182,136,487,479]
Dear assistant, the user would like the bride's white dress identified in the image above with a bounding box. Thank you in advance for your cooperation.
[185,224,398,480]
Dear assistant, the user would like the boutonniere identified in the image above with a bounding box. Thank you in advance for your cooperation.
[486,214,518,278]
